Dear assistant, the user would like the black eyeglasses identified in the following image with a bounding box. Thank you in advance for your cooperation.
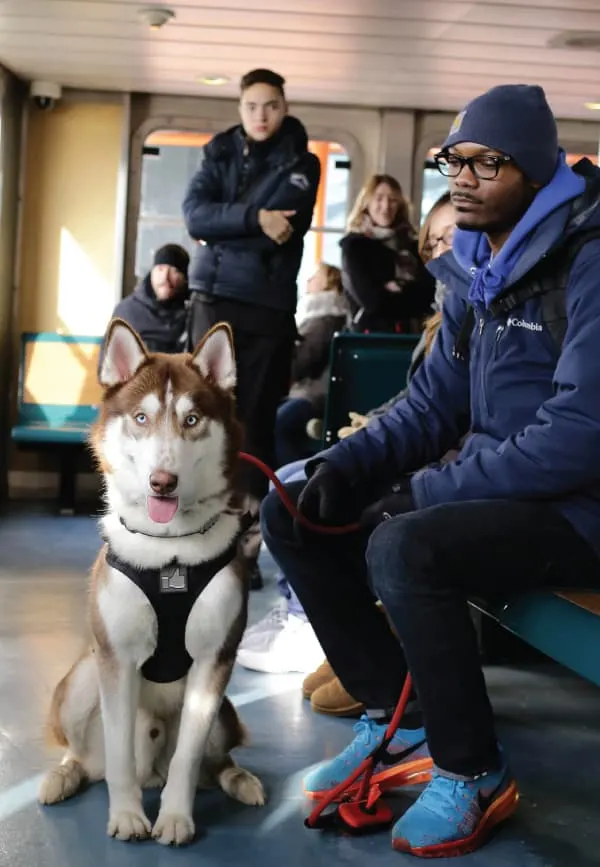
[434,152,513,180]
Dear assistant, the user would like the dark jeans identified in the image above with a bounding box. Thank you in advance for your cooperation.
[260,480,600,776]
[190,296,294,501]
[275,397,317,468]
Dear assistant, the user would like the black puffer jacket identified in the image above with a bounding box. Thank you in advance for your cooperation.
[99,275,189,370]
[340,232,435,333]
[182,116,320,314]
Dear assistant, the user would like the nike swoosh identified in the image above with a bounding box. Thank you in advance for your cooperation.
[477,775,507,813]
[376,738,428,767]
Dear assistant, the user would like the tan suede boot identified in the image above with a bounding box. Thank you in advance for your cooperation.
[310,677,365,717]
[302,660,334,698]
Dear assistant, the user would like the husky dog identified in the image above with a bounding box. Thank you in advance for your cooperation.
[39,320,265,845]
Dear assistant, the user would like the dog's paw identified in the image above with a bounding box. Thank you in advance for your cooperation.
[220,766,266,806]
[142,772,165,789]
[107,809,152,841]
[38,761,86,805]
[152,812,195,846]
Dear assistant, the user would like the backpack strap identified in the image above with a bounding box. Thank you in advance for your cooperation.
[540,227,600,349]
[453,226,600,360]
[452,305,476,361]
[491,227,600,350]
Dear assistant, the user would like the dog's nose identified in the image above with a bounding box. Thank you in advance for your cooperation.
[149,470,178,496]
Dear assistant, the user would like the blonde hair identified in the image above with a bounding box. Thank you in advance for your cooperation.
[318,262,343,294]
[418,192,452,264]
[423,310,442,356]
[347,174,412,232]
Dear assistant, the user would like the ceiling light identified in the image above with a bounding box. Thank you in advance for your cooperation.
[584,101,600,111]
[198,76,230,86]
[138,6,175,29]
[550,31,600,51]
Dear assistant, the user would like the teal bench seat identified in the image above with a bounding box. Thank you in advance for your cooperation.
[474,591,600,688]
[11,332,103,511]
[12,404,99,445]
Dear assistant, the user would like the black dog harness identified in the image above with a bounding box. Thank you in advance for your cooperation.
[105,515,252,684]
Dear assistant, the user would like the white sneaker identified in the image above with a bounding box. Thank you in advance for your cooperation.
[241,601,288,647]
[236,614,324,674]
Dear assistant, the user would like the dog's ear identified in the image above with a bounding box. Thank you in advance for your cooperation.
[191,322,236,391]
[99,319,148,387]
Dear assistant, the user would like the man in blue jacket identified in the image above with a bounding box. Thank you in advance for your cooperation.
[261,84,600,857]
[182,69,320,511]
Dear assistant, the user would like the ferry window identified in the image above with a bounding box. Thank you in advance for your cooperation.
[566,152,598,166]
[135,131,350,294]
[421,148,448,224]
[136,130,210,279]
[297,141,350,293]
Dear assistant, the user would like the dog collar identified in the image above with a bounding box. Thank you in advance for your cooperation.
[114,510,254,540]
[117,511,222,539]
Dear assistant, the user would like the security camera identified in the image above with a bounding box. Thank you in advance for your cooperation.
[30,80,62,111]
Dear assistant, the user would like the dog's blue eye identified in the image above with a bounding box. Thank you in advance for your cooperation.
[184,414,199,427]
[135,413,147,425]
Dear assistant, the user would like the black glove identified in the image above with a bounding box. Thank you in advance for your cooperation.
[359,478,416,532]
[297,462,351,526]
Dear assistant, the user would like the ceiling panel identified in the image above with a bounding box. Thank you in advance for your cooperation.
[0,0,599,119]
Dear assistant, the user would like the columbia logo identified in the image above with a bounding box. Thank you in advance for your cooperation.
[507,317,543,332]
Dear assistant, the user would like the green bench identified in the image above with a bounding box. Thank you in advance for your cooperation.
[321,330,600,686]
[472,591,600,687]
[322,332,419,447]
[11,332,102,512]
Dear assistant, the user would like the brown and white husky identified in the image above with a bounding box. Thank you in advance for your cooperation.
[38,319,265,845]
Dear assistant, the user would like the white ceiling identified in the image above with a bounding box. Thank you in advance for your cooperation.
[1,0,600,119]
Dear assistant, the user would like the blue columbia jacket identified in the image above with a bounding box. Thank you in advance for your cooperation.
[321,157,600,557]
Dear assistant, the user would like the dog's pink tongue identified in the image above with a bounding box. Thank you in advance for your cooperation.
[147,496,179,524]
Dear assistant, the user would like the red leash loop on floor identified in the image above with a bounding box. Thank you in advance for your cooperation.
[304,670,413,831]
[239,451,360,535]
[238,450,413,832]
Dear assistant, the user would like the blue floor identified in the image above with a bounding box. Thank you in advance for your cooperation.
[1,506,600,866]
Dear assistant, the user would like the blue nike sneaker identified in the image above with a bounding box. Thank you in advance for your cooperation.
[303,715,432,801]
[392,762,519,857]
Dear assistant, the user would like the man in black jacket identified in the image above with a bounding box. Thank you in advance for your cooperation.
[99,243,190,371]
[182,69,320,511]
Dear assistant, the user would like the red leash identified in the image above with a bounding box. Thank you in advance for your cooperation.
[239,451,360,535]
[238,450,414,833]
[304,670,414,832]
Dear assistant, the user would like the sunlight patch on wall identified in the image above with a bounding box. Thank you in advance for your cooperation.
[58,227,114,335]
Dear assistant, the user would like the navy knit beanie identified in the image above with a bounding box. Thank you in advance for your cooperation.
[442,84,559,186]
[153,244,189,278]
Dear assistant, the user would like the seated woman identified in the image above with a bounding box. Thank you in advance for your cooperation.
[275,263,348,467]
[237,193,455,691]
[339,192,454,437]
[341,174,435,334]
